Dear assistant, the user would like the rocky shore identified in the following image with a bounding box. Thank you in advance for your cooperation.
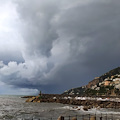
[25,94,120,110]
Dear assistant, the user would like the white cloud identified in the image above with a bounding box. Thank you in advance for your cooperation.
[0,0,24,59]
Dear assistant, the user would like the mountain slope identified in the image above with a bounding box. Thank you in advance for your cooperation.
[63,67,120,96]
[87,67,120,88]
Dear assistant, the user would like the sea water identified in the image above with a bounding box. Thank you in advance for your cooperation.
[0,95,120,120]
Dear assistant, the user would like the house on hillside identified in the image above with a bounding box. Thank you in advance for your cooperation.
[111,76,114,79]
[115,84,120,90]
[113,78,120,85]
[118,75,120,78]
[114,80,120,85]
[104,79,112,86]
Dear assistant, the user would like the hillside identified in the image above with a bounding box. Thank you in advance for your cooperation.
[87,67,120,88]
[63,67,120,96]
[63,86,86,96]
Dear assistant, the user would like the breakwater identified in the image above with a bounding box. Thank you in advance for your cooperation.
[25,94,120,110]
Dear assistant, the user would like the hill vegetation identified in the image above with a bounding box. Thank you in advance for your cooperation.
[63,67,120,96]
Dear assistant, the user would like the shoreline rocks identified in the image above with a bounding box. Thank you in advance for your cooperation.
[25,94,120,109]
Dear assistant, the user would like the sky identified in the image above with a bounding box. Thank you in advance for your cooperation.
[0,0,120,95]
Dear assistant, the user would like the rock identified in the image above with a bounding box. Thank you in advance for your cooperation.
[57,116,64,120]
[26,97,36,102]
[83,106,88,111]
[106,102,113,108]
[87,78,100,88]
[90,116,96,120]
[21,96,35,98]
[71,117,77,120]
[100,104,104,108]
[36,96,39,99]
[88,105,92,109]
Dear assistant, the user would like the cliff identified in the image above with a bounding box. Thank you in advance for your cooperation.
[86,77,101,88]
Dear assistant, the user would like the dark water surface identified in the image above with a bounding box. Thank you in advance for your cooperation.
[0,95,120,120]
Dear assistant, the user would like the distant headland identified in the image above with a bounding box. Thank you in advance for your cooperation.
[23,67,120,110]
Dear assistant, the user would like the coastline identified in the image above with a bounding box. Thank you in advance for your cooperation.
[0,95,119,120]
[24,94,120,110]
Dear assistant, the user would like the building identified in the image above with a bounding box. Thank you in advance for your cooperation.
[104,80,112,86]
[114,80,120,85]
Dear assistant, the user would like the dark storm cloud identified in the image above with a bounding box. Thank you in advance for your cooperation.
[16,0,59,57]
[0,0,120,94]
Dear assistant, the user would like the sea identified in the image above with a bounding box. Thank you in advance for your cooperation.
[0,95,120,120]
